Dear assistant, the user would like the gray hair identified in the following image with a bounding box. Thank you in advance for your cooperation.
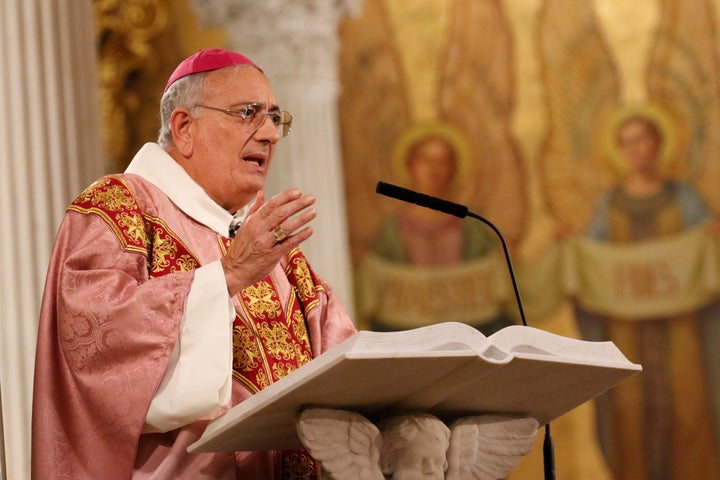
[157,64,259,150]
[157,73,206,149]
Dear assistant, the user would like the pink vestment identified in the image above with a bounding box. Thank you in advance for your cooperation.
[32,171,356,479]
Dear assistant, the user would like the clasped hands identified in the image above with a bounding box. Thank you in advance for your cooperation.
[222,189,316,296]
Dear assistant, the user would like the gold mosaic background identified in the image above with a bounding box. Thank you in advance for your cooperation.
[94,1,720,478]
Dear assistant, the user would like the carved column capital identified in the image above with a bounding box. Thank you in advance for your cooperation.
[190,0,361,80]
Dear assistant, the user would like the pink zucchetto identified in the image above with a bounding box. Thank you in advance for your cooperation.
[164,48,262,92]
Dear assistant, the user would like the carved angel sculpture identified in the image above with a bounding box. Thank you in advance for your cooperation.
[445,416,539,480]
[296,408,538,480]
[296,408,385,480]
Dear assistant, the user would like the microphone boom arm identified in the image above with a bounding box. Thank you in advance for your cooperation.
[466,211,527,327]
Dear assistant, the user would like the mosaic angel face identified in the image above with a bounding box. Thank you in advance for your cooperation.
[616,116,663,175]
[406,135,458,196]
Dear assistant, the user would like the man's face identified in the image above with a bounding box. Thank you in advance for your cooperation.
[184,66,281,213]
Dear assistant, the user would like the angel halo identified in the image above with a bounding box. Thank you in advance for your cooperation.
[601,102,679,177]
[390,121,473,190]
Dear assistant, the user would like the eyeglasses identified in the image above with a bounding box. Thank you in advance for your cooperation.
[194,103,293,137]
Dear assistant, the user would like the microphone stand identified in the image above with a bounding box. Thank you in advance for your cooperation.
[375,182,556,480]
[467,210,555,480]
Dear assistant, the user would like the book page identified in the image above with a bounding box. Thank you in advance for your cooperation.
[348,321,492,354]
[489,325,633,365]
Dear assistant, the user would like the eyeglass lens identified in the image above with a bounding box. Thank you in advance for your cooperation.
[248,110,292,138]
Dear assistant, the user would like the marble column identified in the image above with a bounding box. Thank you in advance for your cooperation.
[191,0,360,315]
[0,1,104,477]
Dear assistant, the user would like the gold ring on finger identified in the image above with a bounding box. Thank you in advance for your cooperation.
[273,227,289,243]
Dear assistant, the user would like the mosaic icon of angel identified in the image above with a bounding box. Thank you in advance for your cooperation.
[537,0,720,477]
[339,0,528,333]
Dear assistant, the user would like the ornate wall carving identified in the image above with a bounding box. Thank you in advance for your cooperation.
[94,0,170,170]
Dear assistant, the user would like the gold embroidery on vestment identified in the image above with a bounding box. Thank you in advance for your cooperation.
[291,308,312,366]
[257,321,295,361]
[116,211,147,245]
[272,362,298,380]
[173,254,197,272]
[233,324,261,372]
[150,229,178,273]
[288,253,314,299]
[283,450,318,480]
[74,177,112,204]
[242,281,282,319]
[91,184,137,211]
[255,368,270,390]
[69,176,199,267]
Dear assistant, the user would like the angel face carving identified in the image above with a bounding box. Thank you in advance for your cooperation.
[379,414,450,480]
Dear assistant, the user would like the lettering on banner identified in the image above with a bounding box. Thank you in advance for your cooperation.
[378,268,494,318]
[613,259,679,301]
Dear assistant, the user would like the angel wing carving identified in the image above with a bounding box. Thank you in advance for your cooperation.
[296,408,384,480]
[445,416,539,480]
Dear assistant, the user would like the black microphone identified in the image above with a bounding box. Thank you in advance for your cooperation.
[375,180,555,480]
[375,181,469,218]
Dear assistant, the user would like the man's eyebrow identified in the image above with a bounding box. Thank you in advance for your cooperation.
[228,101,281,111]
[227,101,262,109]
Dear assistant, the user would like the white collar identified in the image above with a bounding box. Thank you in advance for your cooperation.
[125,143,249,237]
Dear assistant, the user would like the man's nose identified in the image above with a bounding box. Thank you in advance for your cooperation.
[252,113,281,143]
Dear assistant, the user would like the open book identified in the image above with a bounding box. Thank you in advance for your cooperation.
[188,322,641,453]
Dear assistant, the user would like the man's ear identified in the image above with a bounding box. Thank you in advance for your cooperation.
[171,107,194,156]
